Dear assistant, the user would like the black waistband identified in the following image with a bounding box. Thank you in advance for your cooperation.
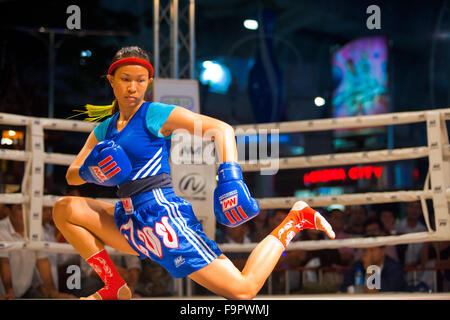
[117,173,173,198]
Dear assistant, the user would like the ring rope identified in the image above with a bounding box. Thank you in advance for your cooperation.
[233,109,450,133]
[256,188,450,209]
[239,146,431,171]
[0,231,437,254]
[0,189,445,208]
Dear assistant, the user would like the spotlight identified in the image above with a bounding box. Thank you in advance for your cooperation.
[314,97,326,107]
[199,60,231,94]
[1,138,13,145]
[243,19,258,30]
[80,50,92,58]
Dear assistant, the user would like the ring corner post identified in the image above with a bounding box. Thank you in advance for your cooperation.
[425,110,450,239]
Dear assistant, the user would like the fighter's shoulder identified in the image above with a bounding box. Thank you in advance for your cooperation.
[93,115,115,141]
[145,101,177,138]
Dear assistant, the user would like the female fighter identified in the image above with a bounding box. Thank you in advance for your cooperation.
[53,46,335,300]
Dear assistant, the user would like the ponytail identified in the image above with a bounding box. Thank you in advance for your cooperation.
[67,100,117,122]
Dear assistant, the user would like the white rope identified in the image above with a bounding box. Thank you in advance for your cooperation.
[0,113,32,126]
[41,118,97,132]
[43,152,76,166]
[0,189,442,207]
[0,240,123,256]
[233,109,450,133]
[0,149,30,162]
[0,232,439,254]
[220,232,439,252]
[0,112,96,132]
[2,108,446,134]
[0,145,434,169]
[0,193,28,204]
[256,189,450,209]
[42,195,118,207]
[2,109,450,133]
[240,146,430,171]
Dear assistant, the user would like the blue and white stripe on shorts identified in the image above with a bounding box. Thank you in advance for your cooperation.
[114,187,222,278]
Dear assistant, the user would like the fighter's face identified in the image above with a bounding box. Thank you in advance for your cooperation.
[108,64,151,109]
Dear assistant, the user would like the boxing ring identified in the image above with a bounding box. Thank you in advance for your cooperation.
[1,108,450,299]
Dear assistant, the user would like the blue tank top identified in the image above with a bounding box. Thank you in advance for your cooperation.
[93,102,176,183]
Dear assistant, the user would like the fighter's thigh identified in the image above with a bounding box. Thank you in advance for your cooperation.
[55,196,138,256]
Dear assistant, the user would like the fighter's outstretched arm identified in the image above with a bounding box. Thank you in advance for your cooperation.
[161,106,238,163]
[66,132,99,185]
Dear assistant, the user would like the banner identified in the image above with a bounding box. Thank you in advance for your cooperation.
[153,78,200,113]
[170,138,217,240]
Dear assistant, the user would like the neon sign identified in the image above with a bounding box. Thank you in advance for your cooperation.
[303,166,383,185]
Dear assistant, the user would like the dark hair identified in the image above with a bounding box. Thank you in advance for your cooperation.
[111,46,151,67]
[110,46,152,113]
[363,217,384,235]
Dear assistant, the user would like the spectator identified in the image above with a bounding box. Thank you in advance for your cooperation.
[0,204,11,220]
[41,206,59,290]
[395,201,427,283]
[363,217,398,262]
[135,259,172,297]
[420,241,450,292]
[41,205,80,294]
[380,208,397,235]
[249,209,271,242]
[0,204,75,299]
[294,228,342,294]
[327,205,354,266]
[340,228,408,293]
[220,223,251,271]
[345,205,367,236]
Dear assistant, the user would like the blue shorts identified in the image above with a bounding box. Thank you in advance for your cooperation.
[114,187,222,278]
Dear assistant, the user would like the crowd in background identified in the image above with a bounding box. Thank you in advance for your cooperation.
[216,201,450,295]
[1,189,449,298]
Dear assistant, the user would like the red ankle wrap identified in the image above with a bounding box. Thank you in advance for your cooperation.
[86,249,126,300]
[269,202,317,249]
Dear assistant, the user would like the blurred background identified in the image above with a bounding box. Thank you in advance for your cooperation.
[0,0,448,200]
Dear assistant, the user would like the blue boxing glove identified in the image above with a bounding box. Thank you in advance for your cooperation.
[214,162,260,227]
[79,140,132,187]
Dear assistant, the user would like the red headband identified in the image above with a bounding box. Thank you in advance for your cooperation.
[108,57,154,78]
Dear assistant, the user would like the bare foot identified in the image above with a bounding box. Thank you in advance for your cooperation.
[315,213,336,239]
[80,285,132,300]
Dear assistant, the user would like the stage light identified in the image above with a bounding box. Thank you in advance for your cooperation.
[2,130,23,141]
[80,50,92,58]
[243,19,258,30]
[314,96,326,107]
[199,60,231,94]
[1,138,13,145]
